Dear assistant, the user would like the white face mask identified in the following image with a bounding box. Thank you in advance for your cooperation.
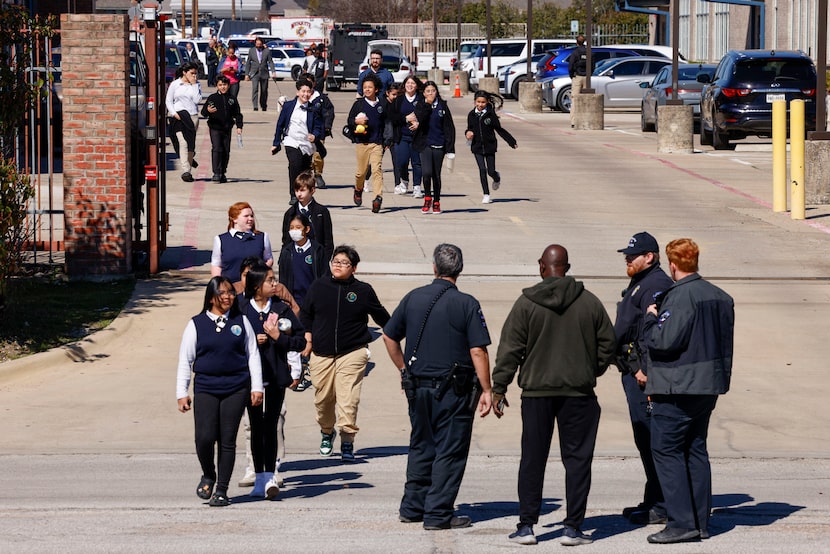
[289,229,305,243]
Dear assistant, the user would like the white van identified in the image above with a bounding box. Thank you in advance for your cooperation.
[463,38,576,89]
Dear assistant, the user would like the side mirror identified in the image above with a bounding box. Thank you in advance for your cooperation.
[639,81,650,89]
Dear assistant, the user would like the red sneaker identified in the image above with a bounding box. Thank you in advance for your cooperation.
[421,196,432,214]
[353,188,363,206]
[432,200,441,214]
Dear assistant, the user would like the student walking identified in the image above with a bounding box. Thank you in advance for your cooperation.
[201,76,243,183]
[414,81,455,215]
[346,74,391,214]
[464,91,518,204]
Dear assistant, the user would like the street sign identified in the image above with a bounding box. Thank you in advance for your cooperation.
[571,20,579,34]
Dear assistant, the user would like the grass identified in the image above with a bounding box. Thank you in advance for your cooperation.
[0,274,135,362]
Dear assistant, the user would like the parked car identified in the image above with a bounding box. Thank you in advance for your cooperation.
[601,44,687,61]
[164,42,188,83]
[699,49,817,150]
[535,46,641,82]
[543,56,671,112]
[358,39,413,83]
[640,63,717,132]
[227,37,255,61]
[497,53,547,98]
[176,38,212,77]
[451,40,482,70]
[463,38,576,89]
[269,46,306,80]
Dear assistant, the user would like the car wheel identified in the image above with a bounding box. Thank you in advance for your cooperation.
[699,117,713,146]
[712,125,734,150]
[511,76,525,100]
[641,103,655,132]
[291,65,302,81]
[557,85,572,113]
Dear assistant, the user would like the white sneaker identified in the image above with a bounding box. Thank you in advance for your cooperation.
[394,184,406,195]
[492,180,501,191]
[264,472,280,499]
[250,473,267,497]
[400,180,410,193]
[238,467,256,487]
[413,185,424,198]
[482,194,492,204]
[274,466,284,487]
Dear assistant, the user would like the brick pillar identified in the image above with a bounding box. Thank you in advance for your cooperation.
[61,14,132,277]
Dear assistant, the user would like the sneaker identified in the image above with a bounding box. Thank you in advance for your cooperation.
[274,465,284,487]
[622,503,649,518]
[492,179,500,191]
[211,174,221,182]
[320,430,336,457]
[208,492,230,507]
[196,476,215,499]
[432,201,441,214]
[181,172,194,182]
[341,441,355,462]
[628,508,667,525]
[400,180,410,193]
[250,473,267,498]
[421,197,432,214]
[647,528,700,544]
[293,377,312,392]
[353,188,363,206]
[561,526,593,546]
[371,195,382,213]
[399,514,423,523]
[393,183,405,194]
[316,174,327,189]
[412,185,424,198]
[237,468,256,487]
[423,515,472,530]
[265,472,280,499]
[482,194,492,204]
[219,174,228,183]
[509,524,537,545]
[191,159,199,168]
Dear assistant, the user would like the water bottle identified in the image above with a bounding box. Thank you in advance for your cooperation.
[445,152,455,173]
[237,134,243,149]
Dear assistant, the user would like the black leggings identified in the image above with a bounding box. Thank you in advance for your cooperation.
[247,382,287,473]
[194,388,248,494]
[474,153,500,195]
[286,146,313,201]
[421,147,445,201]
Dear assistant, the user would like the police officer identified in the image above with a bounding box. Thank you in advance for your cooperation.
[382,243,493,531]
[614,232,674,525]
[567,34,590,127]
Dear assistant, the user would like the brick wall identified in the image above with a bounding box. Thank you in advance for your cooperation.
[61,14,132,277]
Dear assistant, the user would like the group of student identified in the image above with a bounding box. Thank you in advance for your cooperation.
[177,170,333,507]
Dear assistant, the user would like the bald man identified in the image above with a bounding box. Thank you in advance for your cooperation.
[492,244,616,546]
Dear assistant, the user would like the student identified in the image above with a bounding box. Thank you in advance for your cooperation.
[281,169,334,263]
[241,263,306,500]
[301,72,335,189]
[271,78,325,206]
[347,74,391,214]
[464,91,518,205]
[278,212,328,310]
[390,76,424,197]
[201,75,243,183]
[414,81,455,215]
[176,276,263,507]
[165,62,202,182]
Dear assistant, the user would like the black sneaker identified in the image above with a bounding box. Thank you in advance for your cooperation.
[219,175,228,183]
[353,188,363,206]
[628,508,667,525]
[371,195,382,213]
[647,528,700,544]
[399,514,423,523]
[424,515,471,530]
[341,441,355,462]
[316,174,327,189]
[181,172,194,182]
[293,377,312,392]
[561,526,593,546]
[509,524,537,545]
[211,174,221,182]
[191,159,199,168]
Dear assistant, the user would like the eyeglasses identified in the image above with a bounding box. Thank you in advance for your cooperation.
[265,277,279,284]
[330,259,352,267]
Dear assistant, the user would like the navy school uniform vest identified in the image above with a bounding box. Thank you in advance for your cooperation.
[192,312,250,395]
[219,231,265,282]
[292,247,315,307]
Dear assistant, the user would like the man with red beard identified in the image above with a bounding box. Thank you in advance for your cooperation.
[614,232,673,526]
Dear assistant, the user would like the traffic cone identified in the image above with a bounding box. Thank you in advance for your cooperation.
[453,73,462,98]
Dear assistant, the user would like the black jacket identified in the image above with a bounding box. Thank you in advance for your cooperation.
[465,107,516,156]
[277,241,328,299]
[568,44,588,77]
[412,98,456,154]
[300,275,390,356]
[241,298,306,387]
[281,199,334,262]
[201,91,243,132]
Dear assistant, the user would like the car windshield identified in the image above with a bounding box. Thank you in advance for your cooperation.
[733,59,814,82]
[285,50,306,59]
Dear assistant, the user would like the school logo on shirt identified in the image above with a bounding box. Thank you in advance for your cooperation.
[305,254,313,265]
[483,117,492,125]
[231,324,243,336]
[346,292,357,303]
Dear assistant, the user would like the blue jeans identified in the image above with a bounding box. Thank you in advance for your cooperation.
[396,138,421,186]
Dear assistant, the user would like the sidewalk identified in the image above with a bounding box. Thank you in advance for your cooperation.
[1,81,829,551]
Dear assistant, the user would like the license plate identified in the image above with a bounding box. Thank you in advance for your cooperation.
[766,93,786,103]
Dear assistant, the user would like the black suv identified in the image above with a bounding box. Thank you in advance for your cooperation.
[699,50,817,149]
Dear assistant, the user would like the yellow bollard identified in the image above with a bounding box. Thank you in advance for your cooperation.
[772,100,787,212]
[790,99,805,220]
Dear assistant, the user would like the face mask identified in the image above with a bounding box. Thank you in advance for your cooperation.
[289,229,304,242]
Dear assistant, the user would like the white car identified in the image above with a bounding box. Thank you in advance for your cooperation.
[465,38,576,89]
[269,47,307,80]
[497,53,547,98]
[358,39,413,83]
[543,56,671,112]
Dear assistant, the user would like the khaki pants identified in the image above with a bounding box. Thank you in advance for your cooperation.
[570,75,586,125]
[309,347,369,443]
[354,143,383,198]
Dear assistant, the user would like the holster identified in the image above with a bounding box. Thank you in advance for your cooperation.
[400,367,416,401]
[616,343,641,375]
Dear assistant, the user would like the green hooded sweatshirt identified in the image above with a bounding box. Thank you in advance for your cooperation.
[492,276,616,397]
